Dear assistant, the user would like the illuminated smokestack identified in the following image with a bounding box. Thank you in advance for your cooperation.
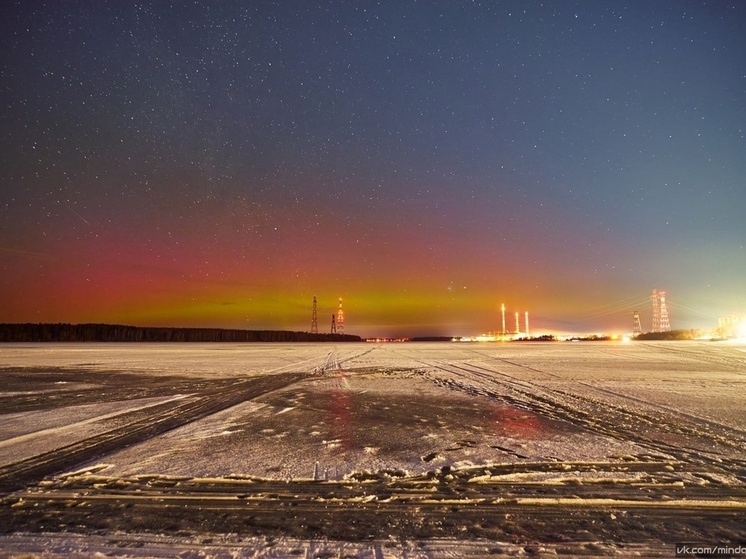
[501,303,506,336]
[515,312,520,334]
[525,311,529,336]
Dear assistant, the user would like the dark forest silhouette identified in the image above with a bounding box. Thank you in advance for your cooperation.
[634,329,703,341]
[0,323,361,343]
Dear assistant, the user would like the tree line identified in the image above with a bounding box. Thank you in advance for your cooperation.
[634,329,704,341]
[0,323,361,343]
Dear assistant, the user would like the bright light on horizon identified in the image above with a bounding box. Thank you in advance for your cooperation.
[738,318,746,340]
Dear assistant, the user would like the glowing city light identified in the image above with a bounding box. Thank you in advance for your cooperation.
[738,318,746,340]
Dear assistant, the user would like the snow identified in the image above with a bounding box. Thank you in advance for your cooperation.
[2,341,744,480]
[1,340,745,555]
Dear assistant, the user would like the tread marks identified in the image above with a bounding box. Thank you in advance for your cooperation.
[0,373,306,492]
[416,357,746,481]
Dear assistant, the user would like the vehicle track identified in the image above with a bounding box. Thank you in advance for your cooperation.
[0,372,305,493]
[396,352,746,481]
[492,344,746,443]
[643,343,746,375]
[467,360,745,471]
[470,354,746,447]
[4,469,745,543]
[313,346,376,373]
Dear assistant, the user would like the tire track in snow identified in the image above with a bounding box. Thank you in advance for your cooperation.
[313,346,376,373]
[0,372,306,492]
[468,356,746,450]
[642,343,746,375]
[396,351,746,482]
[5,469,745,544]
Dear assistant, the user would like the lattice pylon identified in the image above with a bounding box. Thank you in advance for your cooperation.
[311,296,318,334]
[330,314,336,334]
[658,292,670,332]
[632,310,642,335]
[651,289,671,332]
[336,298,345,335]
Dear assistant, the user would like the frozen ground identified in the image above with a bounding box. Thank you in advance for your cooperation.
[0,341,744,557]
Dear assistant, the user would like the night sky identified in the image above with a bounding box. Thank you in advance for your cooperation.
[2,1,744,337]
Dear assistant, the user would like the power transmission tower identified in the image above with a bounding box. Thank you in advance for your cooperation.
[659,292,670,332]
[336,298,345,335]
[632,311,642,335]
[330,314,336,334]
[311,296,318,334]
[651,290,671,332]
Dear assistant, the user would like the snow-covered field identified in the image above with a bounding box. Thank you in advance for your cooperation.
[0,341,744,557]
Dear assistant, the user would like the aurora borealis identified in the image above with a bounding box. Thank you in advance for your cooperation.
[1,2,744,337]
